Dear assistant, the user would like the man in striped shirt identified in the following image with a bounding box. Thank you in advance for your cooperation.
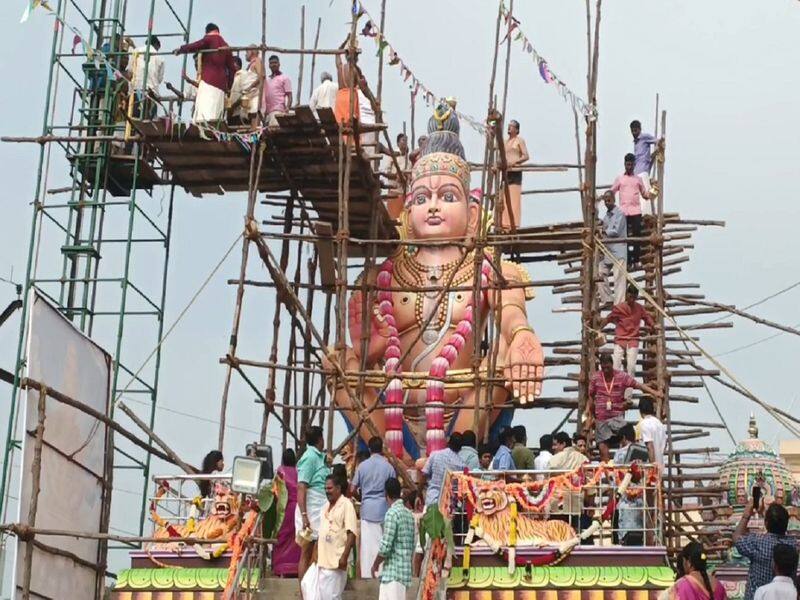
[587,354,662,462]
[372,478,415,600]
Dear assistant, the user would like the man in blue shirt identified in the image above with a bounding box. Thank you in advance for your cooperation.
[458,430,481,471]
[422,433,466,507]
[630,119,658,212]
[734,501,797,600]
[597,191,627,306]
[492,427,517,471]
[352,436,396,578]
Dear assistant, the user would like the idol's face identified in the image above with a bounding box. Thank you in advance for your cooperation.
[406,174,476,240]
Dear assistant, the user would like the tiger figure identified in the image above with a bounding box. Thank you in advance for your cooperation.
[466,485,575,551]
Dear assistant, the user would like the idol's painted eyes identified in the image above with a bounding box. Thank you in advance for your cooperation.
[442,191,456,203]
[414,193,428,205]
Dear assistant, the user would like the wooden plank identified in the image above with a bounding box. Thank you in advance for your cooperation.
[313,222,336,288]
[316,107,338,127]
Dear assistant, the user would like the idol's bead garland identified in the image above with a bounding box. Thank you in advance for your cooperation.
[376,254,493,457]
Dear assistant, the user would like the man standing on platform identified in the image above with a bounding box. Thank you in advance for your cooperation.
[586,354,662,463]
[422,433,466,508]
[637,397,667,470]
[534,434,554,478]
[174,23,237,126]
[597,190,627,306]
[511,425,535,470]
[314,474,358,600]
[458,430,481,471]
[263,54,292,126]
[310,71,338,111]
[295,425,330,582]
[372,478,415,600]
[492,427,517,471]
[128,35,164,120]
[630,120,658,202]
[610,153,650,267]
[501,119,530,231]
[598,285,657,387]
[351,437,395,578]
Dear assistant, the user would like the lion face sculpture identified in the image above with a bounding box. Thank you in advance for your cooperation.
[148,483,241,561]
[475,487,509,517]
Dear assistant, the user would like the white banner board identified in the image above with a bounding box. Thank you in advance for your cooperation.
[13,291,111,599]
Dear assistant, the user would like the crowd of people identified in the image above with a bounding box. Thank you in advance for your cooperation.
[243,405,673,600]
[196,432,799,600]
[108,22,391,136]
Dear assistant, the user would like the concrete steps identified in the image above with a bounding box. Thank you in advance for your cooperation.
[252,577,419,599]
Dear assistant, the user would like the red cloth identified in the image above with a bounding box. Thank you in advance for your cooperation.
[589,370,637,420]
[178,33,236,92]
[608,301,654,349]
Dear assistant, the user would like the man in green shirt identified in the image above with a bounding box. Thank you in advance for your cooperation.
[295,426,330,582]
[372,478,415,600]
[511,425,535,470]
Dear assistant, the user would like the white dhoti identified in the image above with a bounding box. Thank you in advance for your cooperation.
[359,519,383,578]
[193,80,225,123]
[241,92,260,117]
[612,344,639,399]
[379,581,408,600]
[301,564,347,600]
[295,487,326,541]
[318,567,347,600]
[638,172,655,215]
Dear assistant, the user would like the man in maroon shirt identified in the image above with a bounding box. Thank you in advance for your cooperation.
[598,285,658,390]
[586,354,661,462]
[173,23,237,125]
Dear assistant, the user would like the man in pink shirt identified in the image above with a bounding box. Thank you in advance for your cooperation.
[598,284,657,388]
[263,54,292,126]
[587,354,662,462]
[611,153,650,268]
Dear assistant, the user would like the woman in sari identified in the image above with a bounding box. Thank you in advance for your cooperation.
[664,542,727,600]
[272,449,301,577]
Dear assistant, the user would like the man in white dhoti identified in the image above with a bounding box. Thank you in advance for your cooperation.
[372,478,415,600]
[351,436,395,578]
[295,426,330,583]
[227,56,260,124]
[303,474,357,600]
[173,23,236,127]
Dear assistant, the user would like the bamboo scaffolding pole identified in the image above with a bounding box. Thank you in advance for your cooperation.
[376,0,387,104]
[308,18,322,101]
[2,135,142,144]
[670,296,800,337]
[21,387,46,600]
[117,402,196,475]
[247,213,415,487]
[266,192,296,444]
[0,371,182,466]
[577,0,602,433]
[217,141,266,451]
[1,523,277,546]
[296,6,306,105]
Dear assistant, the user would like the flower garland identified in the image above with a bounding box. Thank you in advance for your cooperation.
[376,253,493,456]
[452,462,657,514]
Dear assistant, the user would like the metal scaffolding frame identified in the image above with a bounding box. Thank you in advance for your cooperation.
[1,0,194,541]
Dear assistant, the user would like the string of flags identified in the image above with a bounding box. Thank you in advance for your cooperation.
[353,1,488,134]
[19,0,264,146]
[498,1,597,120]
